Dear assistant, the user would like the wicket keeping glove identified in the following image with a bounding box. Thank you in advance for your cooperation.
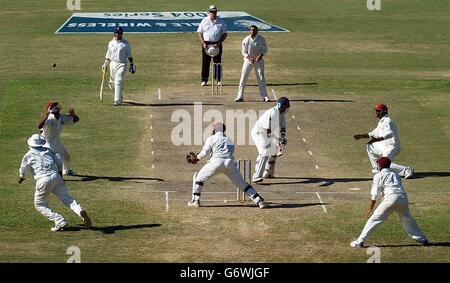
[129,63,136,74]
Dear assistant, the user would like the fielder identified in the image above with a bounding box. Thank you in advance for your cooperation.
[235,25,270,102]
[350,157,429,247]
[102,26,136,106]
[353,103,414,178]
[251,97,290,182]
[186,122,269,209]
[18,134,91,232]
[38,101,79,176]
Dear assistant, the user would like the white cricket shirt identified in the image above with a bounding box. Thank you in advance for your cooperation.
[370,168,406,200]
[106,38,132,63]
[196,16,227,42]
[19,148,62,180]
[368,115,400,149]
[197,132,235,160]
[242,34,268,59]
[42,114,74,142]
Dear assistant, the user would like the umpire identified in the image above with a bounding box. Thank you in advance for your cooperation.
[197,5,227,86]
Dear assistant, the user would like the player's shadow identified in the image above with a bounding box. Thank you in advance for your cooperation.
[201,202,326,209]
[64,224,162,234]
[66,174,164,183]
[121,101,223,107]
[406,172,450,179]
[259,177,372,187]
[224,82,319,87]
[375,242,450,248]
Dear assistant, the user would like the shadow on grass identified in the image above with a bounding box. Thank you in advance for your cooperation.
[200,202,327,209]
[224,82,319,87]
[407,172,450,179]
[375,242,450,248]
[64,224,162,234]
[65,174,164,182]
[122,101,223,107]
[259,176,372,186]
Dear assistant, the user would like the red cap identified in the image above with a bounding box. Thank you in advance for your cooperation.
[376,157,391,169]
[375,103,388,112]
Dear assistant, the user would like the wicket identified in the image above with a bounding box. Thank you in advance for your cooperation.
[236,159,252,202]
[211,62,222,95]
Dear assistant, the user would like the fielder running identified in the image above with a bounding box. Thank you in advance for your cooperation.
[38,101,79,176]
[353,103,414,178]
[18,134,91,232]
[235,25,270,102]
[251,97,290,182]
[350,157,429,247]
[102,26,136,106]
[186,122,269,209]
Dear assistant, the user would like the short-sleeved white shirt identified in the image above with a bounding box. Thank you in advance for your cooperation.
[370,168,406,200]
[368,115,400,149]
[42,114,74,142]
[19,147,61,180]
[196,16,227,42]
[252,106,285,139]
[242,34,268,59]
[105,38,132,63]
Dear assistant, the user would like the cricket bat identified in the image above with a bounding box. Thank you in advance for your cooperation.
[99,70,106,102]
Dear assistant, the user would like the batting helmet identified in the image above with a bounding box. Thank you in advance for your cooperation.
[376,157,391,169]
[277,97,291,109]
[114,26,124,34]
[375,103,388,113]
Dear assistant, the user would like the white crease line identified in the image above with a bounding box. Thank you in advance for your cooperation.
[271,89,278,100]
[152,164,155,169]
[297,126,301,131]
[154,190,177,193]
[158,88,162,100]
[302,138,307,143]
[296,192,360,194]
[315,165,320,170]
[151,151,154,156]
[165,191,169,212]
[315,192,327,213]
[308,151,313,156]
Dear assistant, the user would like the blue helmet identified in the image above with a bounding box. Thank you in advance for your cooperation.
[114,26,124,34]
[277,97,290,109]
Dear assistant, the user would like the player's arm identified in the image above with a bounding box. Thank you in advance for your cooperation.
[353,133,369,140]
[102,42,111,71]
[37,112,49,129]
[217,32,227,45]
[197,137,213,159]
[18,155,31,183]
[198,32,207,49]
[367,174,381,217]
[256,37,267,62]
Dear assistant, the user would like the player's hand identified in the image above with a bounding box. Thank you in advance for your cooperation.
[353,134,361,140]
[202,43,207,49]
[18,177,25,184]
[68,107,75,116]
[366,209,373,218]
[102,60,109,72]
[129,63,136,74]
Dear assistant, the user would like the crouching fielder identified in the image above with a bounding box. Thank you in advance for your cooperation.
[18,134,91,232]
[251,97,290,182]
[186,122,269,209]
[350,157,428,248]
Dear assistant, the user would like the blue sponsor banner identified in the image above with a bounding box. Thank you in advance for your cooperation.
[56,12,289,33]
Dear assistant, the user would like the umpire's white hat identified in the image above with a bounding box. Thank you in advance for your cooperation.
[209,5,218,12]
[27,134,46,148]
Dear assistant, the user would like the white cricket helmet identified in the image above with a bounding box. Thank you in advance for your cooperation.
[206,45,219,57]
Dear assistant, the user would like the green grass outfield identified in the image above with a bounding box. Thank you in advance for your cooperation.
[0,0,449,262]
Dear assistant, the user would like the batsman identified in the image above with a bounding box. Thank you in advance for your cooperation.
[251,97,290,182]
[102,26,136,106]
[186,122,269,209]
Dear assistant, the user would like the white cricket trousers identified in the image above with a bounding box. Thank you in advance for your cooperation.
[237,59,268,100]
[109,61,127,104]
[366,143,408,176]
[251,131,278,179]
[357,194,427,243]
[47,139,70,175]
[192,158,263,203]
[34,173,83,225]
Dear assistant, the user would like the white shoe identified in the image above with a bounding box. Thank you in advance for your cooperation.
[234,97,244,102]
[252,177,263,183]
[201,81,207,86]
[187,200,201,207]
[405,167,414,179]
[264,97,271,102]
[80,210,92,228]
[51,221,68,232]
[218,81,222,86]
[65,170,77,176]
[350,240,364,248]
[258,201,269,209]
[113,102,121,106]
[262,171,274,178]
